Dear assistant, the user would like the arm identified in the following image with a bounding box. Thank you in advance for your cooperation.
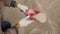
[0,1,4,22]
[1,0,17,7]
[0,1,4,34]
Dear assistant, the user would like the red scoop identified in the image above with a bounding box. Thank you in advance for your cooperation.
[25,9,39,20]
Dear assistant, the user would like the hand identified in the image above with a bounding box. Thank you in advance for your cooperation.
[17,4,28,12]
[19,16,34,27]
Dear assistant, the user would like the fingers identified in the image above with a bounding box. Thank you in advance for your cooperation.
[27,20,34,23]
[22,16,30,20]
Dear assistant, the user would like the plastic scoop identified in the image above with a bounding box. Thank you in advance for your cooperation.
[33,13,47,23]
[17,4,47,23]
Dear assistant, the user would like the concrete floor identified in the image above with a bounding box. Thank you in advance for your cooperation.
[2,0,60,34]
